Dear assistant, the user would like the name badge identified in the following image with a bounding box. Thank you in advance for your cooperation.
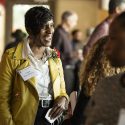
[17,66,37,81]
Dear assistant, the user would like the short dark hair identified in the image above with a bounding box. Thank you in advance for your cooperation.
[61,11,74,21]
[109,0,125,14]
[25,6,53,36]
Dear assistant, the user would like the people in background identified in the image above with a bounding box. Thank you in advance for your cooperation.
[52,11,78,96]
[84,12,125,125]
[5,29,26,50]
[83,0,125,57]
[0,6,68,125]
[72,29,83,51]
[72,3,125,121]
[71,29,84,93]
[71,32,125,125]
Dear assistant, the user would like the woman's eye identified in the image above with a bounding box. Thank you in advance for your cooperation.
[50,24,54,28]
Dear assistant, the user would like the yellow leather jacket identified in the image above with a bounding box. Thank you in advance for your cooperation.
[0,42,68,125]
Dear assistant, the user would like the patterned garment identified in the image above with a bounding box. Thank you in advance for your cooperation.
[80,36,125,96]
[84,73,125,125]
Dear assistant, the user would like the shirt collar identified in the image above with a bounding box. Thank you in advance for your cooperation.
[22,39,51,61]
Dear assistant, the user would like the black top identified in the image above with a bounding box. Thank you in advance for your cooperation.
[71,86,90,125]
[52,25,73,67]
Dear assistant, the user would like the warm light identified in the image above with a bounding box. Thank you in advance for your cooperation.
[0,4,5,60]
[100,0,110,10]
[13,5,50,31]
[33,0,48,3]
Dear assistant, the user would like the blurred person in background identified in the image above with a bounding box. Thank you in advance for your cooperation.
[83,0,125,57]
[52,11,78,96]
[72,29,83,52]
[5,29,27,50]
[0,6,68,125]
[84,12,125,125]
[71,35,125,125]
[71,33,125,124]
[63,10,125,125]
[71,29,84,93]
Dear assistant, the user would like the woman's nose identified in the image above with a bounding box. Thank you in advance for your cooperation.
[46,27,54,34]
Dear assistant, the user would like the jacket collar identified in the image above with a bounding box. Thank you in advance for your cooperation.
[13,42,26,60]
[13,42,59,86]
[11,42,60,100]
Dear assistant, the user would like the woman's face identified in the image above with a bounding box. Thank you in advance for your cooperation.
[33,19,54,47]
[105,22,125,67]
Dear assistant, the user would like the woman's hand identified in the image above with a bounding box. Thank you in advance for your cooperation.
[49,96,68,119]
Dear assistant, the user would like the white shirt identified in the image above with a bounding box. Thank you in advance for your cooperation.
[22,40,53,100]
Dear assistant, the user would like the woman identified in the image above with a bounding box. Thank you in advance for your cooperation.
[84,11,125,125]
[71,35,125,125]
[0,6,68,125]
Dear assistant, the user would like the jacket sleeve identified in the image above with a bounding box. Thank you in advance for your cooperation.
[58,58,69,101]
[0,53,15,125]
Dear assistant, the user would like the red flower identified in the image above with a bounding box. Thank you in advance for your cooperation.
[54,48,60,58]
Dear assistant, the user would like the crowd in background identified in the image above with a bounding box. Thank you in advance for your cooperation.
[1,0,125,125]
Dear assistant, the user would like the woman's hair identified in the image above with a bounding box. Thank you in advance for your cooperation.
[25,6,53,36]
[80,12,125,96]
[80,36,109,96]
[80,35,125,96]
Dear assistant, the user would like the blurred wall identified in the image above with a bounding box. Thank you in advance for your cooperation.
[54,0,108,41]
[5,0,108,47]
[0,4,5,60]
[98,10,108,23]
[54,0,98,40]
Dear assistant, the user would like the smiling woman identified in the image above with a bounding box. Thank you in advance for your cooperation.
[0,6,68,125]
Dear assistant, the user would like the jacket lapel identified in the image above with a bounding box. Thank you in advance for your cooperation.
[13,42,59,99]
[16,59,36,88]
[48,58,59,84]
[16,60,38,100]
[13,42,37,90]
